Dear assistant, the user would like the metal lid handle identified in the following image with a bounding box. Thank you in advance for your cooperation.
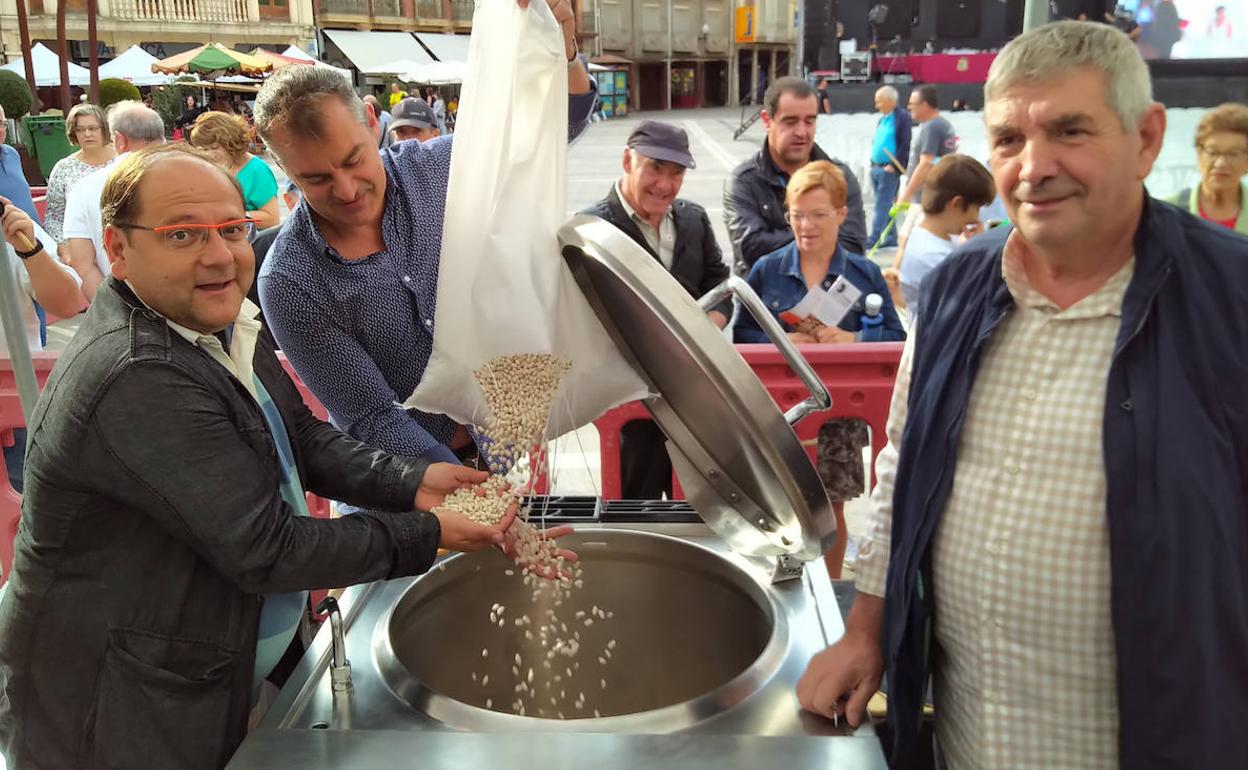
[698,276,832,426]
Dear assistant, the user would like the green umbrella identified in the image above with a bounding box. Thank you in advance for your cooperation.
[151,42,272,78]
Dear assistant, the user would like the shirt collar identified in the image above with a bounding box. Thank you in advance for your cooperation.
[1001,232,1134,319]
[779,242,848,282]
[124,279,262,344]
[614,179,671,226]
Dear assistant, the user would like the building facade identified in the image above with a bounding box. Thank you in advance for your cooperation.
[733,0,795,106]
[584,0,793,111]
[0,0,317,62]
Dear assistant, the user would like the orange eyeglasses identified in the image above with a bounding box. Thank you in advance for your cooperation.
[113,218,257,251]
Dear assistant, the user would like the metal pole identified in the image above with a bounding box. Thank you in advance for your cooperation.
[794,0,804,78]
[1023,0,1049,32]
[87,0,100,105]
[15,0,39,109]
[593,0,602,58]
[666,0,673,110]
[0,250,41,426]
[57,0,71,112]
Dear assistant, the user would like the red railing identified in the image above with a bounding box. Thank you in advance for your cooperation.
[0,343,904,585]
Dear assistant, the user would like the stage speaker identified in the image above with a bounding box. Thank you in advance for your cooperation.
[803,0,839,71]
[866,1,915,40]
[937,0,982,38]
[841,52,872,81]
[1005,0,1025,35]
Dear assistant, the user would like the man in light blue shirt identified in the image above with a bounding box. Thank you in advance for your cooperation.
[0,107,38,223]
[868,86,911,249]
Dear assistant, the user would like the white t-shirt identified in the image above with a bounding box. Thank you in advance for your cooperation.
[2,219,82,353]
[62,153,123,280]
[899,225,955,319]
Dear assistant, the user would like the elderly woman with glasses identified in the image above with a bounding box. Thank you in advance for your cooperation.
[44,103,116,244]
[733,160,904,580]
[1170,102,1248,235]
[734,160,904,346]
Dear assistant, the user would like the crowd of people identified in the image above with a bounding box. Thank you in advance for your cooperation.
[0,11,1244,770]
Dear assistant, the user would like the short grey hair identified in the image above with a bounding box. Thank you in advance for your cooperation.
[876,86,898,103]
[107,101,165,143]
[985,20,1153,131]
[253,65,366,144]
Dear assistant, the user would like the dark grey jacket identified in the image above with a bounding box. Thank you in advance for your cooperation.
[723,139,867,276]
[581,186,732,318]
[0,278,441,770]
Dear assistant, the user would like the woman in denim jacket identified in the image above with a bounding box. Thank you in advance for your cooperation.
[733,160,905,345]
[733,160,904,578]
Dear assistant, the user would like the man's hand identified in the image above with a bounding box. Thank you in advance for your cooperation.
[0,197,38,252]
[814,325,856,345]
[414,462,489,511]
[708,310,729,329]
[500,520,579,579]
[787,331,818,344]
[518,0,578,61]
[796,628,884,726]
[434,505,518,552]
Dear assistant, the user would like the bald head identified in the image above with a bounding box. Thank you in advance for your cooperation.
[874,86,898,114]
[107,101,166,153]
[102,145,254,334]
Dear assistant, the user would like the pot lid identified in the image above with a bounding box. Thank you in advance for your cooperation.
[558,216,835,561]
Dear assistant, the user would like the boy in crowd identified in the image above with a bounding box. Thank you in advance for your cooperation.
[898,154,995,320]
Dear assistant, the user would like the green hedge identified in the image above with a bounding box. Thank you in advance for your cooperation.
[99,78,142,109]
[0,70,33,121]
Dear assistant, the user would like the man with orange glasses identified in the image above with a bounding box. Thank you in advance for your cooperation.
[0,144,571,769]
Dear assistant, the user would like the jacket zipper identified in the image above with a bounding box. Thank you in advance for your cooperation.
[909,299,1009,730]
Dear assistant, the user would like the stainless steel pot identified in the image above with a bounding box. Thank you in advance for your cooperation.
[374,530,786,730]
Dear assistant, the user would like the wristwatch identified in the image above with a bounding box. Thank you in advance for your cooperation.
[13,241,42,260]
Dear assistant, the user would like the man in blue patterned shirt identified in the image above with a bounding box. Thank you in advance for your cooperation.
[254,0,594,466]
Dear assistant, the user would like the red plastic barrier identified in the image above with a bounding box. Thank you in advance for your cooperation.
[0,343,906,585]
[32,194,46,224]
[593,343,904,499]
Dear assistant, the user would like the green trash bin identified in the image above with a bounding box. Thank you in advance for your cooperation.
[21,115,74,182]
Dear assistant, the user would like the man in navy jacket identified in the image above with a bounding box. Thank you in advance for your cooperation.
[798,21,1248,769]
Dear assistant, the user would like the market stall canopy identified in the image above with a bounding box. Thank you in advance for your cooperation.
[249,48,353,82]
[280,45,316,62]
[151,42,272,78]
[413,33,470,64]
[363,58,428,77]
[322,30,433,74]
[99,45,173,87]
[400,60,469,85]
[2,43,90,87]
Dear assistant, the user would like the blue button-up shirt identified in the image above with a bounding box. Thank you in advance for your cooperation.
[260,87,595,464]
[733,242,906,344]
[1,145,39,222]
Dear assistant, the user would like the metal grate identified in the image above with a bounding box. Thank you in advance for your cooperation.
[519,497,701,524]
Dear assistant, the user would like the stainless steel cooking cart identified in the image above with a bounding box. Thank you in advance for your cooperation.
[227,218,886,769]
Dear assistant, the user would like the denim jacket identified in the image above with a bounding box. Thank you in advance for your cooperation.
[0,278,442,770]
[733,242,905,344]
[882,199,1248,769]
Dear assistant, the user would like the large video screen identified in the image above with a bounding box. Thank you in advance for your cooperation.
[1117,0,1248,59]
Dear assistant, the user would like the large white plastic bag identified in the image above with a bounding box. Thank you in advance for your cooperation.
[406,0,651,441]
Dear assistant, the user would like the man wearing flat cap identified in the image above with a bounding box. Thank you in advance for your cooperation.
[389,97,442,144]
[581,119,731,499]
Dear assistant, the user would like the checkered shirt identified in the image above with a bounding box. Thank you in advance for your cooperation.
[856,237,1135,769]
